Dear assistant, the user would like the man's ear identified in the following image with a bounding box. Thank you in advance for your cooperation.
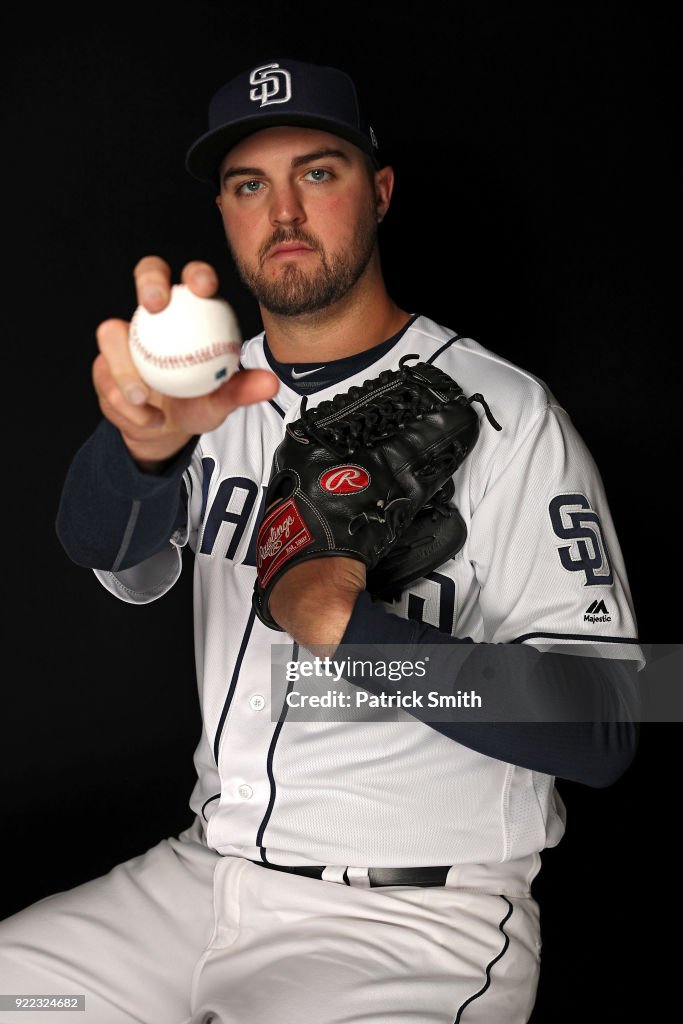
[375,166,395,223]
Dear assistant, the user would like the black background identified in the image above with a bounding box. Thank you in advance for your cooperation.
[2,3,677,1021]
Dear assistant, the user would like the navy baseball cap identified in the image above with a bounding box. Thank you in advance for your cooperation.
[185,57,380,184]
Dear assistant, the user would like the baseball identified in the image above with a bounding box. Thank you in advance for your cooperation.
[129,283,242,398]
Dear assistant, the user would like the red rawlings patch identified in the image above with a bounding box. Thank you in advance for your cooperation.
[319,466,371,494]
[256,499,313,587]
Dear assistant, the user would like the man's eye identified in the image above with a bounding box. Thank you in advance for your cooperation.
[237,180,263,195]
[305,168,332,182]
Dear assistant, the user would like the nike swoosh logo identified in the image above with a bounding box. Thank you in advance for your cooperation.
[291,366,325,379]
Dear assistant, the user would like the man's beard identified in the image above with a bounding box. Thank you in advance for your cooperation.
[228,209,378,317]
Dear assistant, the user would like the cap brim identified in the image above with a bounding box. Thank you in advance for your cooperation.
[186,113,378,184]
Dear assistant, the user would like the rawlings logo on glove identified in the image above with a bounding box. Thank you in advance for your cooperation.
[257,502,312,588]
[319,467,371,492]
[252,354,501,630]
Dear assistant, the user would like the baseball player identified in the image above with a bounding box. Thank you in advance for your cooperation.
[0,58,641,1024]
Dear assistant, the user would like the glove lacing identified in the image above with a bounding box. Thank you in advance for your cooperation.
[295,384,450,453]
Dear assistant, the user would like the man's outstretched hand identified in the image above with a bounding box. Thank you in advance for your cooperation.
[92,255,279,472]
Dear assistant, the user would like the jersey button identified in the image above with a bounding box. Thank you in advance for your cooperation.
[250,694,266,711]
[238,784,253,800]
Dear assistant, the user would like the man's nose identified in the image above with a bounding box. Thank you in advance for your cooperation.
[269,183,306,226]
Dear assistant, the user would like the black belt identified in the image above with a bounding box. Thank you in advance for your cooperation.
[248,861,452,888]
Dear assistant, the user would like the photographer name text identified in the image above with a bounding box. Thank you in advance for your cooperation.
[285,689,481,709]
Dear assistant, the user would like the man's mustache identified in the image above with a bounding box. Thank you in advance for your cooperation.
[259,229,322,266]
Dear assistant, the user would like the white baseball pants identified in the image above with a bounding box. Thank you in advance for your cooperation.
[0,818,541,1023]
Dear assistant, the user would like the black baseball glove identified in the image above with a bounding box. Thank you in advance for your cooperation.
[364,476,466,604]
[252,354,501,630]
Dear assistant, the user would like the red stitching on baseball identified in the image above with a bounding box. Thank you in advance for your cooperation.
[130,320,240,370]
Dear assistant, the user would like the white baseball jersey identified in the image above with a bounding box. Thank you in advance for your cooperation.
[93,313,640,895]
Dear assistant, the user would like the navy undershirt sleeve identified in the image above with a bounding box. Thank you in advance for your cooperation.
[56,423,640,789]
[337,591,640,788]
[55,418,197,570]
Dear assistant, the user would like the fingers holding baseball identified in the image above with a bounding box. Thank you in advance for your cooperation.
[141,368,279,441]
[133,255,173,313]
[94,318,158,421]
[209,366,280,410]
[133,255,219,312]
[180,260,219,298]
[94,315,279,466]
[94,256,279,467]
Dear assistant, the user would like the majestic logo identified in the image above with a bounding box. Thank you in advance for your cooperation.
[548,493,613,586]
[584,599,612,623]
[249,63,292,107]
[319,466,371,493]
